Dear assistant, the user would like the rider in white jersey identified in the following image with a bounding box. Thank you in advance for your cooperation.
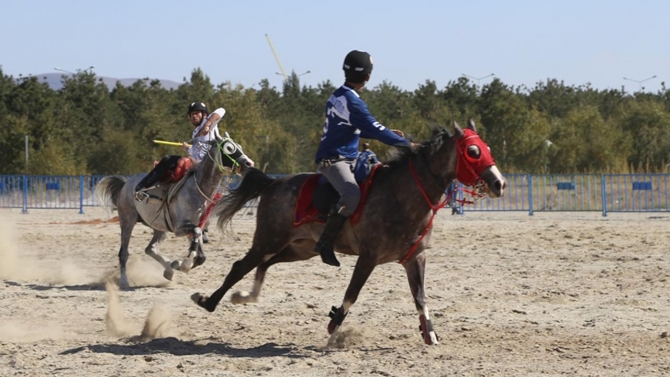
[134,101,245,196]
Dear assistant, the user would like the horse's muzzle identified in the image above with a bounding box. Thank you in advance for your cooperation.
[482,165,506,198]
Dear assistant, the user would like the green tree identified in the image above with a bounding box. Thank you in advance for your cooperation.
[620,100,670,171]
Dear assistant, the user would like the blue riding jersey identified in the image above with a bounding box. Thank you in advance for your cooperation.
[315,85,408,163]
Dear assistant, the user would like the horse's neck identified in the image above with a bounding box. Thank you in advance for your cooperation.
[408,139,457,205]
[195,153,226,197]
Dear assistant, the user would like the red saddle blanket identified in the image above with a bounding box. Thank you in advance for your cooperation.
[293,164,381,227]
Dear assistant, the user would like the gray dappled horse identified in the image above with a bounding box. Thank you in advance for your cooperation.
[95,137,253,288]
[192,120,506,345]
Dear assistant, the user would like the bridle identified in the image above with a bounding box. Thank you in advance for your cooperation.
[193,138,246,203]
[399,130,494,264]
[198,138,245,174]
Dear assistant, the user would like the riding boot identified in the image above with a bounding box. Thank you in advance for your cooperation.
[135,169,163,193]
[135,156,180,194]
[314,212,348,267]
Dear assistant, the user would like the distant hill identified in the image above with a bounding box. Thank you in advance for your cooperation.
[28,72,182,91]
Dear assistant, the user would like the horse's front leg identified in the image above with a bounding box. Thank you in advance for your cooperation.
[144,230,174,281]
[403,251,439,345]
[231,245,310,304]
[171,226,203,273]
[192,244,273,312]
[327,254,377,340]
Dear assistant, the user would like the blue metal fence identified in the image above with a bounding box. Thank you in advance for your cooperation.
[0,175,106,214]
[2,174,670,216]
[460,173,670,216]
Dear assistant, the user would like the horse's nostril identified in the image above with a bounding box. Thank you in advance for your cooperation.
[495,180,506,192]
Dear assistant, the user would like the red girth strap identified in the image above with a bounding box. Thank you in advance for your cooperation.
[398,160,448,264]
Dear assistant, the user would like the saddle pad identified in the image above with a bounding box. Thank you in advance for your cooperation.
[293,164,381,227]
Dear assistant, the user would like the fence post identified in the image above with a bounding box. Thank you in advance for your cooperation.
[22,175,28,214]
[601,175,607,217]
[528,174,534,216]
[79,175,85,214]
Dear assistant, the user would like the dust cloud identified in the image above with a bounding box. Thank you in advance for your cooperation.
[104,281,175,340]
[0,219,97,285]
[104,282,134,338]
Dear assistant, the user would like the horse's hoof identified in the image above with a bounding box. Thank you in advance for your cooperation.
[231,291,257,304]
[163,269,174,281]
[191,293,215,312]
[327,321,338,335]
[179,259,193,273]
[170,260,181,270]
[193,255,206,268]
[119,274,130,289]
[191,293,205,306]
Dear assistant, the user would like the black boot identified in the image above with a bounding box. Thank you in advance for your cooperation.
[134,156,180,195]
[135,170,162,192]
[315,212,348,267]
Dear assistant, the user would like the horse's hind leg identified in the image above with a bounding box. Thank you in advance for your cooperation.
[144,230,175,281]
[192,243,283,312]
[231,245,311,304]
[403,252,439,345]
[118,214,137,288]
[327,254,377,337]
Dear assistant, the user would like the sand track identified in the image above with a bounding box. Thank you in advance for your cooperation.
[1,208,669,376]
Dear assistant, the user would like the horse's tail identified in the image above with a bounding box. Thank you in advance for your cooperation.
[215,167,276,231]
[94,175,127,212]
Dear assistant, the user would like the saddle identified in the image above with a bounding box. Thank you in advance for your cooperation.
[293,164,381,227]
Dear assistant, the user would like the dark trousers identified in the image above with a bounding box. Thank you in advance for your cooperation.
[135,155,181,191]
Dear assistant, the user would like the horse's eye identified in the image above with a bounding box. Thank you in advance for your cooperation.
[467,145,481,159]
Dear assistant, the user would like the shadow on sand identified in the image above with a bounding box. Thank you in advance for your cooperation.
[60,337,304,359]
[3,280,107,291]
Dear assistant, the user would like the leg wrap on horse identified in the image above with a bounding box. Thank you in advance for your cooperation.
[419,314,439,344]
[328,305,348,334]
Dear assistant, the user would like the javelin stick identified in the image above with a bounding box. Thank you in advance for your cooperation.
[153,140,191,147]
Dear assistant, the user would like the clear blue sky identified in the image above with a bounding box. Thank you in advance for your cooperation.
[1,0,667,93]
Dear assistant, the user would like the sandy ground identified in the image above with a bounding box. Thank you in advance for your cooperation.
[0,207,669,376]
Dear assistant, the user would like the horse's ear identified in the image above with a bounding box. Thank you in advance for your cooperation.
[467,118,477,132]
[453,121,464,138]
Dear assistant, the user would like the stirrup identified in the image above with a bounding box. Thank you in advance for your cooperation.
[134,191,150,202]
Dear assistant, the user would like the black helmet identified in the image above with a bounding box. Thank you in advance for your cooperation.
[343,50,373,83]
[187,101,209,115]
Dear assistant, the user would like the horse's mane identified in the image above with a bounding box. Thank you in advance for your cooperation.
[383,127,453,170]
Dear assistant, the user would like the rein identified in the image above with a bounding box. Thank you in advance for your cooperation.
[192,172,220,204]
[398,155,487,265]
[446,182,486,206]
[398,159,449,264]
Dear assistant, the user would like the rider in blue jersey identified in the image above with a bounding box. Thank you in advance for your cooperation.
[314,50,414,267]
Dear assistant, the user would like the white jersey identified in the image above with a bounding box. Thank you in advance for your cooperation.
[188,107,225,163]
